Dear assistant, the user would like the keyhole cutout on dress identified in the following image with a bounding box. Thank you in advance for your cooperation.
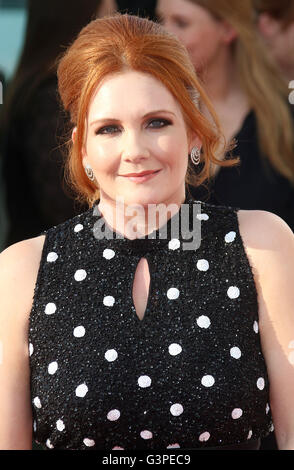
[132,257,151,321]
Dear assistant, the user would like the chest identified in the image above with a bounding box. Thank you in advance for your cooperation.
[132,257,150,321]
[28,223,272,449]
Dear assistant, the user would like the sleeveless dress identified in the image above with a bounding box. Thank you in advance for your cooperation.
[28,195,273,450]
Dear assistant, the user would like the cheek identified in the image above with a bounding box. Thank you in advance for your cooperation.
[86,139,119,173]
[156,134,188,165]
[186,29,221,66]
[287,27,294,50]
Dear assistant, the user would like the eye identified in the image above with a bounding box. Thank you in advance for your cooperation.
[156,13,164,25]
[173,16,189,28]
[95,125,120,135]
[147,119,172,129]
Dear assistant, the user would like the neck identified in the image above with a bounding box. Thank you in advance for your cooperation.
[199,47,242,103]
[282,64,294,84]
[98,188,187,240]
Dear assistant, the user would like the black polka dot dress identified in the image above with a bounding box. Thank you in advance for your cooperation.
[28,195,273,450]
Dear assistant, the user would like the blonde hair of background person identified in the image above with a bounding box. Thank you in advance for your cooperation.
[253,0,294,82]
[157,0,294,184]
[0,14,294,450]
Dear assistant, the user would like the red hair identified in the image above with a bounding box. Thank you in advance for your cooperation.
[57,14,238,207]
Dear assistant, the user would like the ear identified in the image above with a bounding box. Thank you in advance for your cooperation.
[258,13,281,39]
[72,126,77,144]
[221,20,238,45]
[189,132,202,154]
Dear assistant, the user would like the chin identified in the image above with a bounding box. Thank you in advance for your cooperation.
[122,193,165,207]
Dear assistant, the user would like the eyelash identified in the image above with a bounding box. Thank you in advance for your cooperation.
[95,119,172,135]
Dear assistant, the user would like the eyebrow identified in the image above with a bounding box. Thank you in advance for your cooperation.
[89,110,176,127]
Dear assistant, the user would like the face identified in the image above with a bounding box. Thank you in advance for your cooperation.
[258,14,294,75]
[157,0,234,72]
[82,70,200,207]
[268,24,294,72]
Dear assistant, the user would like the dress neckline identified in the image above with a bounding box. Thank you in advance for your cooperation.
[91,193,199,255]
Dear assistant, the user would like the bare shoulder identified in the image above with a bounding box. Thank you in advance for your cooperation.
[236,209,294,282]
[0,235,46,318]
[237,209,294,252]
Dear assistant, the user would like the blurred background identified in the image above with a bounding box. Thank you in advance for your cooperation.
[0,0,27,250]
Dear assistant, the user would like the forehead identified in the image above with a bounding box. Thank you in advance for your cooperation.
[158,0,204,17]
[87,70,182,119]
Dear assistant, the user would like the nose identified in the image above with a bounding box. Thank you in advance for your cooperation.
[121,130,150,163]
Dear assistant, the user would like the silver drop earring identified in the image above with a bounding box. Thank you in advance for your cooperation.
[190,146,201,166]
[84,164,95,182]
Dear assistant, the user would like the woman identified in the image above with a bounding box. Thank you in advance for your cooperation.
[0,14,294,451]
[156,0,294,231]
[254,0,294,82]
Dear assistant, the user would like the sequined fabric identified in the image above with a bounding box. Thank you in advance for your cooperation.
[28,195,273,450]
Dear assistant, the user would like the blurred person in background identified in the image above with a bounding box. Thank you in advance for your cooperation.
[254,0,294,82]
[0,69,7,251]
[0,0,115,248]
[156,0,294,233]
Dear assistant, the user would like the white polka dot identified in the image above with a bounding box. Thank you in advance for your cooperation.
[247,430,253,440]
[107,409,120,421]
[201,375,215,387]
[103,249,115,260]
[74,269,87,282]
[266,403,270,414]
[253,321,259,334]
[83,438,95,447]
[197,259,209,271]
[112,446,124,450]
[29,343,34,356]
[167,443,180,448]
[33,397,42,409]
[46,439,54,449]
[225,232,236,243]
[45,303,56,315]
[138,375,152,388]
[168,343,182,356]
[270,423,275,432]
[56,419,65,431]
[140,430,153,439]
[73,326,86,338]
[196,316,211,329]
[170,403,184,416]
[257,377,265,390]
[227,286,240,299]
[231,408,243,419]
[197,213,209,221]
[167,288,180,300]
[199,432,210,442]
[74,224,84,232]
[48,361,58,375]
[103,296,115,307]
[105,349,118,362]
[230,347,242,359]
[168,239,180,250]
[75,383,88,397]
[288,351,294,365]
[33,420,37,432]
[47,252,58,262]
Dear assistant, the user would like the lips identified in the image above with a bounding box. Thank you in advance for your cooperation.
[122,170,160,177]
[120,169,162,184]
